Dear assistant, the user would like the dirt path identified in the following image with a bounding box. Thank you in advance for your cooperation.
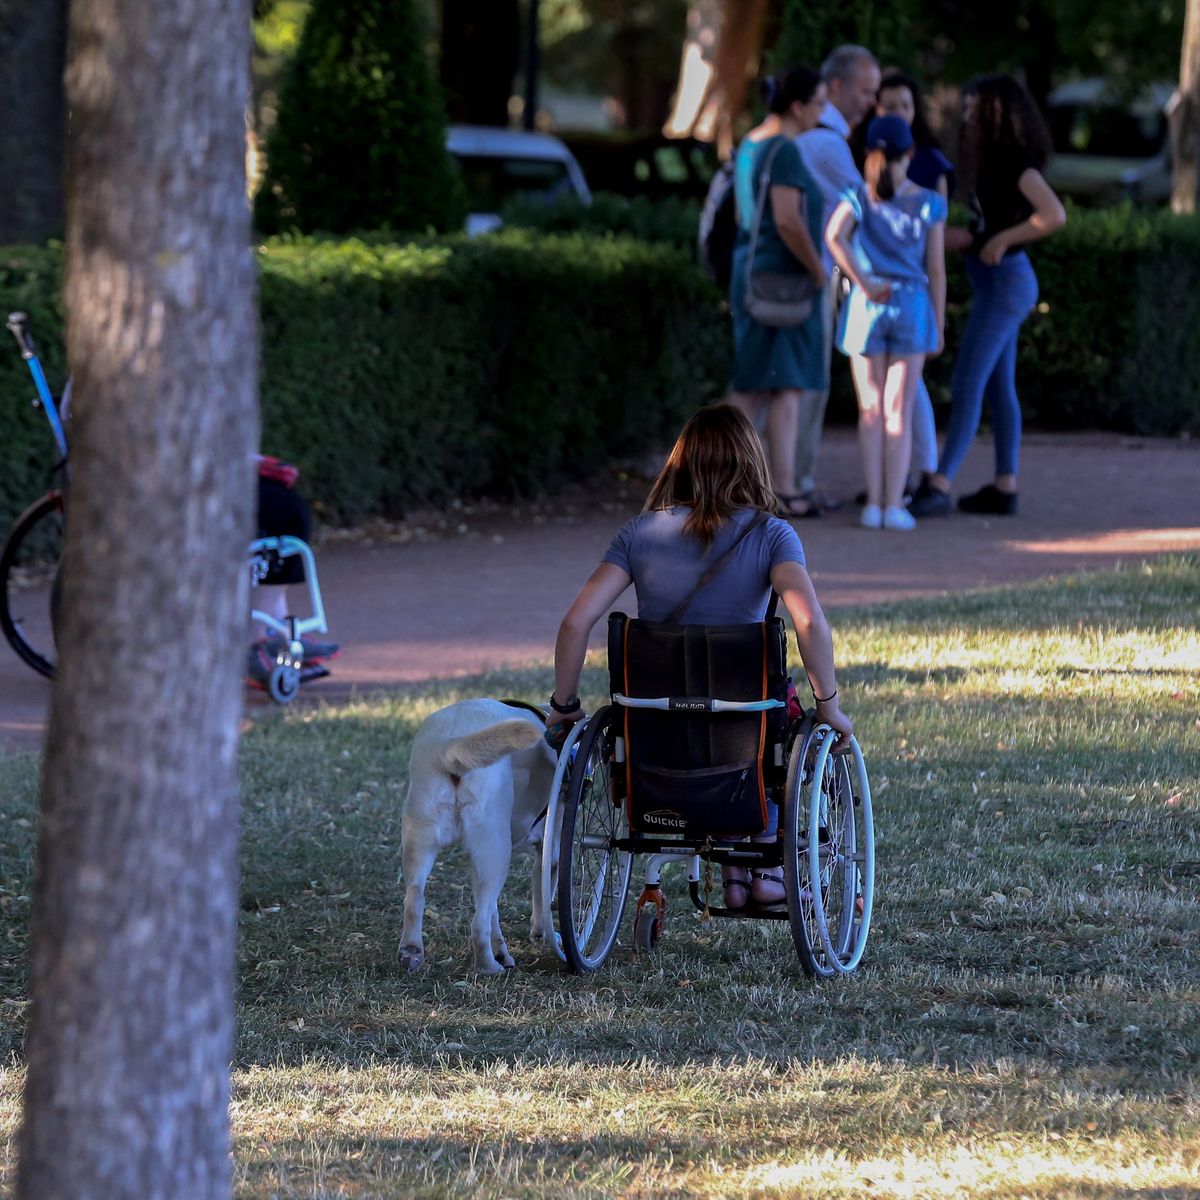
[2,429,1197,753]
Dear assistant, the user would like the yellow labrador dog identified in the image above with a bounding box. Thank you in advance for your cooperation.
[399,698,558,974]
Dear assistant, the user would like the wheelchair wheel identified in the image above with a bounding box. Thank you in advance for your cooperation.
[267,662,300,704]
[633,902,661,954]
[783,724,875,978]
[557,706,633,972]
[1,490,64,680]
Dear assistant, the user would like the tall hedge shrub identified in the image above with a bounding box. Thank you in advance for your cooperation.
[254,0,465,235]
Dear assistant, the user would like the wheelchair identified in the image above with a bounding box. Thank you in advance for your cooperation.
[538,611,875,978]
[247,535,332,704]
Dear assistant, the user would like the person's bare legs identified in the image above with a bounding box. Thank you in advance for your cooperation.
[732,389,812,514]
[882,355,924,510]
[850,355,888,507]
[764,389,801,497]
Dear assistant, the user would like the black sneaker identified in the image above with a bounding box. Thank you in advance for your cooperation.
[957,484,1018,516]
[907,481,952,517]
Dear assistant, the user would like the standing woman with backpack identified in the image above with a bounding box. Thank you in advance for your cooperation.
[728,66,829,520]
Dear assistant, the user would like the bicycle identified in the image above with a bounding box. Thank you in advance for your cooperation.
[1,311,332,703]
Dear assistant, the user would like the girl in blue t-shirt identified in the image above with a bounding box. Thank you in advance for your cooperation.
[826,114,947,531]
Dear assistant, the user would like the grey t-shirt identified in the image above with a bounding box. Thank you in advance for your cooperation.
[602,507,806,624]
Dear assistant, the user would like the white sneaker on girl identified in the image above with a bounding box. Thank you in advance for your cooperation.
[883,505,917,531]
[860,504,883,529]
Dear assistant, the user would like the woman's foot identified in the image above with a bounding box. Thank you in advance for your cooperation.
[907,480,952,517]
[860,503,883,529]
[774,492,821,519]
[722,867,751,910]
[751,868,786,906]
[957,484,1018,515]
[883,505,916,531]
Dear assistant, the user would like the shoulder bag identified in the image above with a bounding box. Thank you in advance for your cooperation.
[743,139,820,328]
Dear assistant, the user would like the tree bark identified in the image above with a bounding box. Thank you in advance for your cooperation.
[1172,0,1200,213]
[663,0,767,154]
[0,0,68,243]
[440,0,520,126]
[16,0,257,1196]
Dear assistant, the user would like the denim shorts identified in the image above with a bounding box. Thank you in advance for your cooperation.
[837,280,939,357]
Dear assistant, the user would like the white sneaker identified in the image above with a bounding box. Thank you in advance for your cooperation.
[883,505,917,531]
[860,504,883,529]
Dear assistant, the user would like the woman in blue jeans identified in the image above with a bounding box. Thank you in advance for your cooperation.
[908,75,1066,518]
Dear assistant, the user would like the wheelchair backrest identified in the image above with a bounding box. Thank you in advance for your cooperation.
[607,612,788,837]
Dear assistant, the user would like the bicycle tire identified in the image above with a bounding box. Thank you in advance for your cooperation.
[1,490,64,679]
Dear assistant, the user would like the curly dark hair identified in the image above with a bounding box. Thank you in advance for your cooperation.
[878,69,941,151]
[958,74,1052,194]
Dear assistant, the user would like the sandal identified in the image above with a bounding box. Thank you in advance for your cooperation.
[774,492,821,520]
[722,867,751,911]
[751,868,786,906]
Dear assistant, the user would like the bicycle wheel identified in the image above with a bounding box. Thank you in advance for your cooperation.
[557,706,633,972]
[1,490,64,679]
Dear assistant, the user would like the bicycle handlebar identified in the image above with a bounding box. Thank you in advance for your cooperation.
[6,311,36,360]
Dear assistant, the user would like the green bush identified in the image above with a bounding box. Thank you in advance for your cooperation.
[3,206,1198,533]
[254,0,465,236]
[500,192,700,252]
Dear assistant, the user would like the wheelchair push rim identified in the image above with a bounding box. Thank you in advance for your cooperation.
[556,705,633,972]
[783,723,875,977]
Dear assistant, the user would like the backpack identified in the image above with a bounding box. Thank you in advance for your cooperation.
[697,157,736,291]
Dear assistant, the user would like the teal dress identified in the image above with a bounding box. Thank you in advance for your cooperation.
[729,135,827,392]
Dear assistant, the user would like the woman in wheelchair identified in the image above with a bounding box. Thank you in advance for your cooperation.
[546,403,852,910]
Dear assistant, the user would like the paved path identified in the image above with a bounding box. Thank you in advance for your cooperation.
[2,429,1197,752]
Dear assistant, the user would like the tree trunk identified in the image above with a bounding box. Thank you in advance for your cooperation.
[1172,0,1200,213]
[440,0,520,126]
[663,0,767,153]
[0,0,68,243]
[16,0,257,1195]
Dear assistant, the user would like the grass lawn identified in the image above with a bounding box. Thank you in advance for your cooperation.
[1,556,1198,1197]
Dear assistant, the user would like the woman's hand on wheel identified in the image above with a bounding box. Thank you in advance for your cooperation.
[815,696,853,753]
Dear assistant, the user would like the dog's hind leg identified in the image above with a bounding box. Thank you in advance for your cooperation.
[398,836,440,973]
[466,834,513,975]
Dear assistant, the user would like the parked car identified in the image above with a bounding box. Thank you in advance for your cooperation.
[445,125,591,235]
[561,132,720,201]
[1044,79,1174,204]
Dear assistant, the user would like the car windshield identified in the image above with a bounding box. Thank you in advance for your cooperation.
[452,154,573,212]
[1049,103,1166,158]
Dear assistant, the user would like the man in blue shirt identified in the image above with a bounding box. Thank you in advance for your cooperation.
[794,45,880,506]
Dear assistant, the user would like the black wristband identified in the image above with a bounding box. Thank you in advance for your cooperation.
[549,693,581,714]
[813,688,838,704]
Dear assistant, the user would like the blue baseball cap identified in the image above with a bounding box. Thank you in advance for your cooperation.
[865,114,914,156]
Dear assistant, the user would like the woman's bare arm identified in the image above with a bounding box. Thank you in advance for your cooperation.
[549,562,632,726]
[770,184,825,284]
[771,560,853,748]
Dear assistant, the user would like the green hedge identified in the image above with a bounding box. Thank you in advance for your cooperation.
[0,234,727,530]
[2,207,1198,532]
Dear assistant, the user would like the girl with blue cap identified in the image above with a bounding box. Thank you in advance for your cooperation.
[825,113,947,531]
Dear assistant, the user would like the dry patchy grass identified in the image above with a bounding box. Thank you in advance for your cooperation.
[0,557,1198,1197]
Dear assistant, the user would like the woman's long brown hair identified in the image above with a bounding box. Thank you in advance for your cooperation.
[642,404,779,546]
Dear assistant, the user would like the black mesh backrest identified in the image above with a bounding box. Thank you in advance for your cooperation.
[608,612,788,787]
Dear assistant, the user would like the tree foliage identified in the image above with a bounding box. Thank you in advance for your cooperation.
[255,0,465,235]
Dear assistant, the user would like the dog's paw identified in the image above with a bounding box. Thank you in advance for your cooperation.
[496,948,516,970]
[397,943,425,973]
[474,957,507,976]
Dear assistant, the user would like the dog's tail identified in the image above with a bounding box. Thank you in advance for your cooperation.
[432,719,541,778]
